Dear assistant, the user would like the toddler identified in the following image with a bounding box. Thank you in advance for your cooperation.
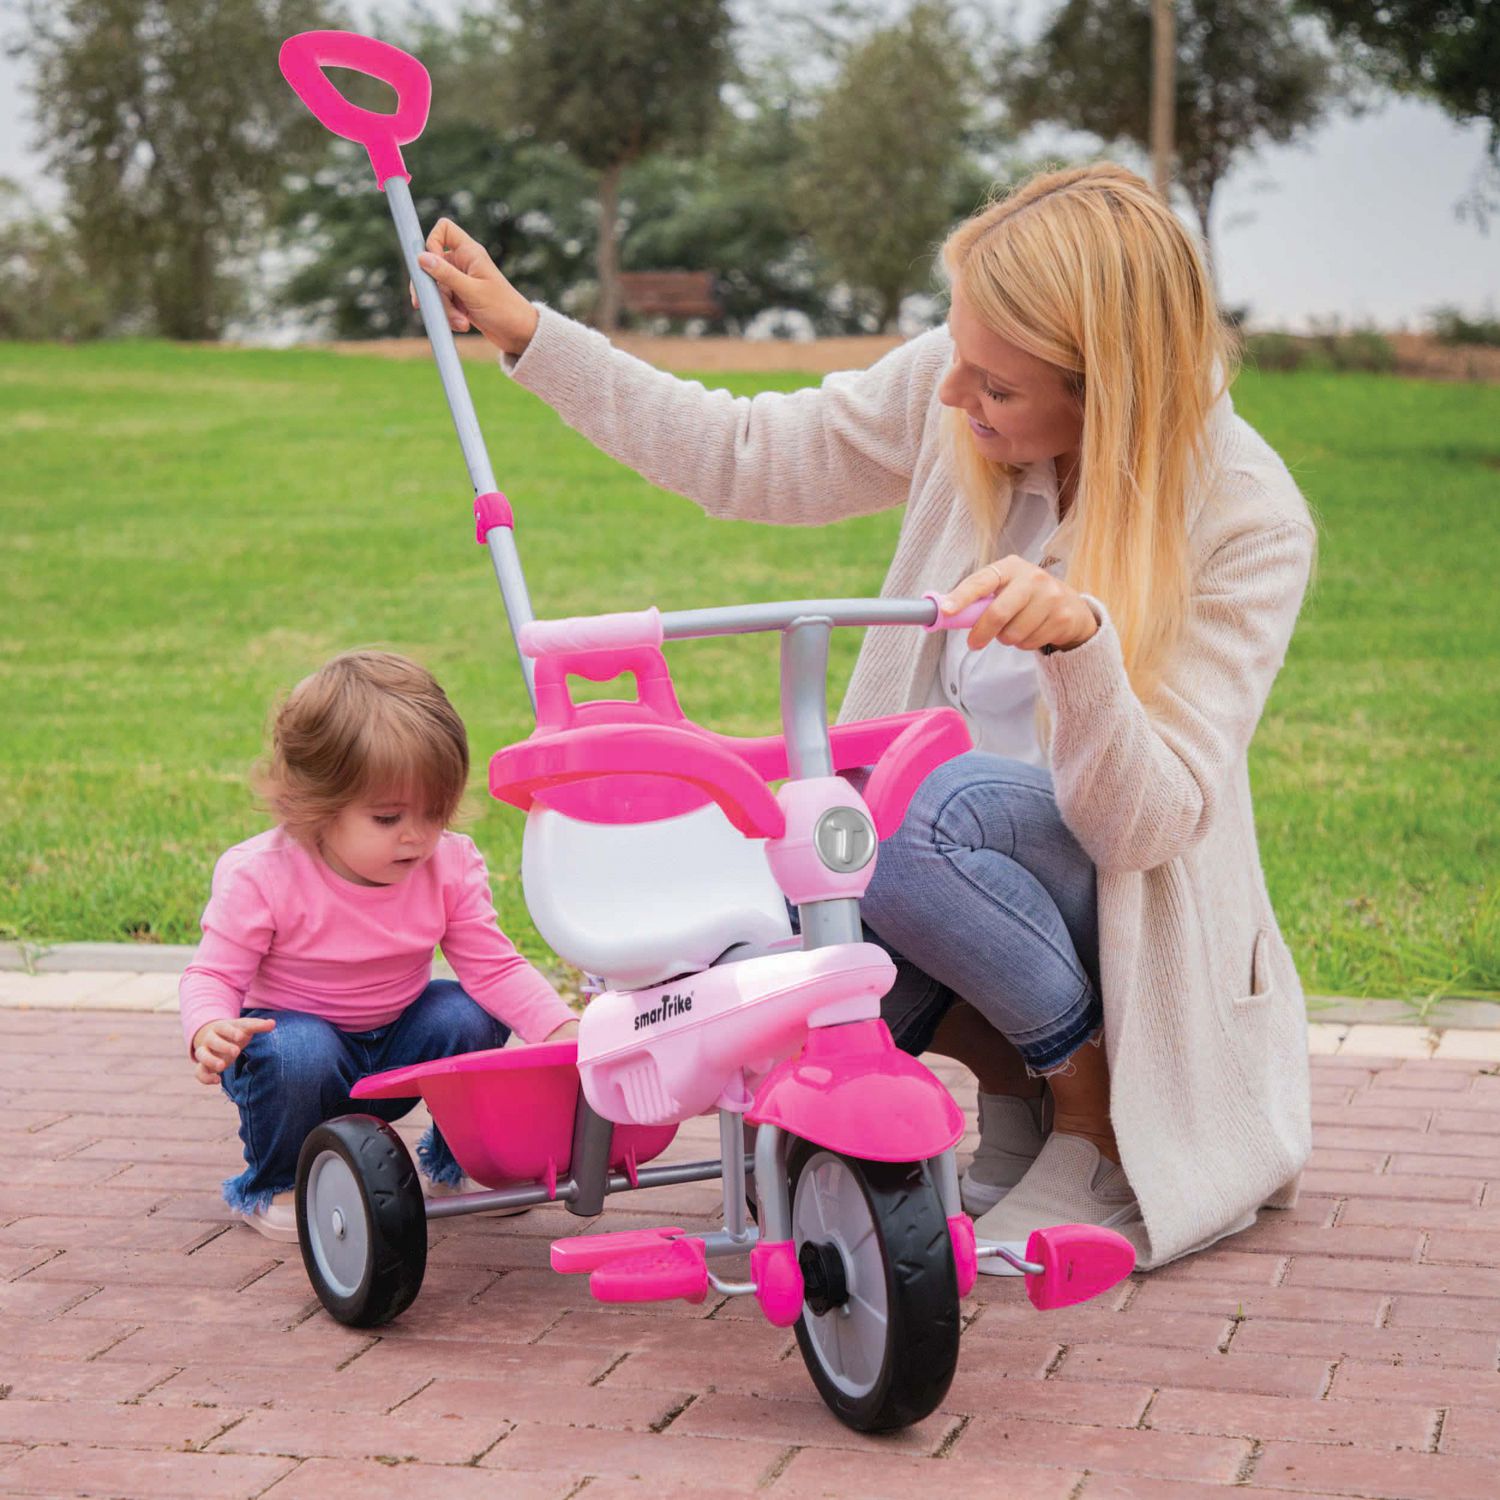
[179,649,577,1241]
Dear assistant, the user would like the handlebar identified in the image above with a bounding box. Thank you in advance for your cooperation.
[516,595,998,659]
[278,30,432,188]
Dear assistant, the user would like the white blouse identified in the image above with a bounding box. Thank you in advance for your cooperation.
[937,462,1068,768]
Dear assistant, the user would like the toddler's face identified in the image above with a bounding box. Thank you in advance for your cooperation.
[320,798,443,887]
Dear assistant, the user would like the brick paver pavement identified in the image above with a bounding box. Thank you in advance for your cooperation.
[1,1007,1497,1499]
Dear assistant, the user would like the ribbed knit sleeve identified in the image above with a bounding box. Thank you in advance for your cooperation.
[439,836,575,1043]
[178,854,276,1056]
[500,306,946,527]
[1039,517,1315,873]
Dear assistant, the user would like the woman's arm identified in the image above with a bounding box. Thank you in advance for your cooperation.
[416,219,945,528]
[1039,518,1316,874]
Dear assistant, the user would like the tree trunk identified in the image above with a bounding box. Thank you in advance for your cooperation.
[1150,0,1176,198]
[880,285,903,335]
[595,161,623,333]
[1189,176,1217,289]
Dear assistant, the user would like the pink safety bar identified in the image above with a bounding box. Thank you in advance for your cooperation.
[489,641,971,837]
[492,721,787,839]
[279,31,432,188]
[747,1018,964,1163]
[474,491,514,541]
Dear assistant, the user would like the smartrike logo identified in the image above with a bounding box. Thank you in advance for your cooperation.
[633,992,694,1031]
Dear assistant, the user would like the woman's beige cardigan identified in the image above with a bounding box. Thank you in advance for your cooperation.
[503,308,1317,1270]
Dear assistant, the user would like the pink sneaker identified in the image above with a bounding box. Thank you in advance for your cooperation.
[234,1193,299,1244]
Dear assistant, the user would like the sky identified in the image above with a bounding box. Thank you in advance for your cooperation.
[1,3,1495,332]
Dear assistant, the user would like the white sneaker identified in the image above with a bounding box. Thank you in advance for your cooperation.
[234,1191,299,1244]
[972,1133,1142,1277]
[960,1090,1048,1217]
[423,1176,531,1217]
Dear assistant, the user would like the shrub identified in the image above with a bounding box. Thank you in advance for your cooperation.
[1430,305,1500,348]
[1243,331,1307,372]
[1324,329,1396,373]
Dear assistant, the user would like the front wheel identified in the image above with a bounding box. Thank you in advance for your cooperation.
[788,1141,960,1432]
[295,1115,427,1328]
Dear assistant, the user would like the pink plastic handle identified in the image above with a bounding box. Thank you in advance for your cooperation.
[278,30,431,188]
[921,590,997,632]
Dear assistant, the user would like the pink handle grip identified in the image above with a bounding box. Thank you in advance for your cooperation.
[519,608,665,659]
[278,30,431,188]
[921,590,997,631]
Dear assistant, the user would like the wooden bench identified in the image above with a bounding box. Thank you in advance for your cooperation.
[618,270,722,322]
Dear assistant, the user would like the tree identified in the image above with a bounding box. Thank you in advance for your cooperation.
[1297,1,1499,152]
[0,180,112,340]
[792,2,979,332]
[502,0,734,333]
[1011,0,1339,259]
[619,87,833,333]
[19,0,337,339]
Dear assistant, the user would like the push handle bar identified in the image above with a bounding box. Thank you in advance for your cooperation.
[278,30,431,187]
[517,594,1003,660]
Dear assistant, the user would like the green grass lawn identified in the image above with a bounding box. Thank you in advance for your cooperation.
[3,340,1496,1007]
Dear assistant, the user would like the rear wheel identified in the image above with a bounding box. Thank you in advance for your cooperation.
[295,1115,427,1328]
[788,1141,959,1431]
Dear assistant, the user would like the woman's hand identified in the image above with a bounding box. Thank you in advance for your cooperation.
[939,555,1099,653]
[409,218,539,357]
[191,1016,275,1086]
[543,1018,580,1042]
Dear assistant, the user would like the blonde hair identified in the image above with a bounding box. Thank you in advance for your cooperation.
[940,162,1235,705]
[255,650,469,845]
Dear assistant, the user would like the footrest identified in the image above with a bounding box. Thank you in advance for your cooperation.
[1024,1224,1136,1310]
[589,1237,709,1305]
[551,1226,686,1276]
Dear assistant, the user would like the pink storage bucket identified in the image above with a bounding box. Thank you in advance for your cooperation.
[350,1040,677,1192]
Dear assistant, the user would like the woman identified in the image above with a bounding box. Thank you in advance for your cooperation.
[416,163,1316,1271]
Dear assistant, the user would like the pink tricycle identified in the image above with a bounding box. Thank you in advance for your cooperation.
[278,31,1135,1432]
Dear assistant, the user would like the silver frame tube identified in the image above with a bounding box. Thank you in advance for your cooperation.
[662,598,937,640]
[384,175,536,706]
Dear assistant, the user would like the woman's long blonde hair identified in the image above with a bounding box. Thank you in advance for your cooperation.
[941,162,1234,704]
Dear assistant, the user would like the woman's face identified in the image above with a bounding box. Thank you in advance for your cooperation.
[938,289,1084,469]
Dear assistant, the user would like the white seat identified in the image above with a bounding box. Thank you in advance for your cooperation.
[522,801,794,991]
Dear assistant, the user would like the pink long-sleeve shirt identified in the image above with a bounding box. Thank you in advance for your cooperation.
[178,827,573,1054]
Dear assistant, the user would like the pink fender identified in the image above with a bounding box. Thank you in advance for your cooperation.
[747,1019,963,1163]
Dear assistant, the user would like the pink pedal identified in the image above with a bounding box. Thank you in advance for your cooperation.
[551,1226,686,1275]
[589,1237,709,1305]
[1024,1224,1136,1310]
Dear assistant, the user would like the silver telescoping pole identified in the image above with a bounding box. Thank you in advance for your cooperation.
[384,175,537,708]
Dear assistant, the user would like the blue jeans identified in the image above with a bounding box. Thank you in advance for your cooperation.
[218,979,509,1213]
[859,752,1102,1075]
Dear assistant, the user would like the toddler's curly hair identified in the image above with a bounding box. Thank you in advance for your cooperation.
[254,650,469,845]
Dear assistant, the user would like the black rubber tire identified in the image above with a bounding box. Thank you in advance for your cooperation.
[787,1140,960,1432]
[295,1115,427,1328]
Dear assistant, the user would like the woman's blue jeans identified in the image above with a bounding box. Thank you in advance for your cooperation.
[860,752,1102,1075]
[218,979,508,1213]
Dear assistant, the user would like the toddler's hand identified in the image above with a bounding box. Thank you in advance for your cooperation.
[411,218,540,357]
[543,1019,580,1042]
[191,1017,275,1086]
